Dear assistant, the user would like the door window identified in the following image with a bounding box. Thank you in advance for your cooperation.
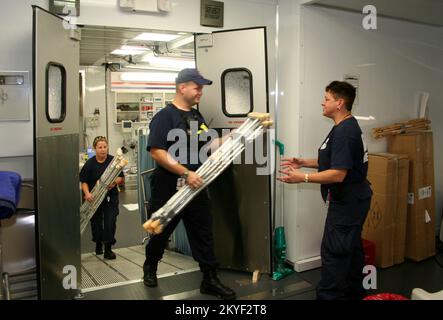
[221,68,253,117]
[46,62,66,122]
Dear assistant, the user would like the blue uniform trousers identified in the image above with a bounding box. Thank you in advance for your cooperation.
[316,188,371,300]
[90,199,119,245]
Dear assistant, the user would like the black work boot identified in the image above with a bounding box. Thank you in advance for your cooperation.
[143,261,158,287]
[104,244,116,260]
[95,242,103,255]
[200,269,236,300]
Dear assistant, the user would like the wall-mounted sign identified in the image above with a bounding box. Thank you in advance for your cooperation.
[201,0,224,28]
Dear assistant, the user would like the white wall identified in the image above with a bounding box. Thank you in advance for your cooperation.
[275,0,305,264]
[81,66,107,147]
[78,0,277,33]
[0,0,48,179]
[278,3,443,266]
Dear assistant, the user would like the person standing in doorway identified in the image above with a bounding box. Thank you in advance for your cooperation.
[278,81,372,300]
[142,68,236,300]
[80,136,125,260]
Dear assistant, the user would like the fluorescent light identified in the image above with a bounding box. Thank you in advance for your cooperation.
[134,32,181,42]
[120,72,177,82]
[170,36,194,49]
[141,55,195,70]
[111,49,145,56]
[124,64,177,72]
[121,45,149,51]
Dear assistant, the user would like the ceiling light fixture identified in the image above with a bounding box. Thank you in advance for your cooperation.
[134,32,181,42]
[141,55,195,70]
[121,45,149,51]
[169,36,194,49]
[111,48,146,56]
[120,72,178,82]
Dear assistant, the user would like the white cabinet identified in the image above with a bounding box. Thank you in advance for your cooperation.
[114,91,175,124]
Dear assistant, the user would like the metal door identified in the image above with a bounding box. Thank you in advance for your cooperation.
[33,6,81,299]
[195,28,272,274]
[196,28,269,127]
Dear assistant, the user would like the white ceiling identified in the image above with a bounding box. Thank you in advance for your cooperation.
[307,0,443,27]
[79,25,194,67]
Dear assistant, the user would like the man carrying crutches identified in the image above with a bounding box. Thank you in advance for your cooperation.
[142,68,236,300]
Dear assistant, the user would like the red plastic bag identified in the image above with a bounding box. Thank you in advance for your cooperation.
[363,293,408,300]
[362,239,376,266]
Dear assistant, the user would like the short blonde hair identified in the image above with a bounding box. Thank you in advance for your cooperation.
[93,136,108,148]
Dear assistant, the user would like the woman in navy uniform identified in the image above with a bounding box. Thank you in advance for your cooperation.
[279,81,372,300]
[80,136,125,259]
[142,68,236,300]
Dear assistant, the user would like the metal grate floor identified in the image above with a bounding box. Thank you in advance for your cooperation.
[80,245,199,291]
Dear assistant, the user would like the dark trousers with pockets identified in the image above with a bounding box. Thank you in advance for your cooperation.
[316,183,372,300]
[145,190,217,271]
[90,199,119,245]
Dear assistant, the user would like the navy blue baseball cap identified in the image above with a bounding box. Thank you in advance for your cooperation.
[175,68,213,85]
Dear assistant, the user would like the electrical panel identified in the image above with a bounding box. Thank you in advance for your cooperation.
[0,71,30,121]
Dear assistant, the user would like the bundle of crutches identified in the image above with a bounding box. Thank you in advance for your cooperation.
[80,149,128,234]
[142,112,273,235]
[372,118,431,139]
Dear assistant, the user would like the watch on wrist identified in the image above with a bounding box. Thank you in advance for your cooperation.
[304,173,309,183]
[182,170,189,180]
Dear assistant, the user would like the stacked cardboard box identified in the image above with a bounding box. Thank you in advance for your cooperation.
[363,153,409,268]
[388,131,436,261]
[393,157,410,264]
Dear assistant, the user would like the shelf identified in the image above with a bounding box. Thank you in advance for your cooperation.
[115,91,174,124]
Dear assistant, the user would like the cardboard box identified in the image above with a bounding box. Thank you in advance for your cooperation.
[388,131,436,262]
[363,153,409,268]
[394,157,409,264]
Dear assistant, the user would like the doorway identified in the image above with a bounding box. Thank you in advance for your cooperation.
[78,25,198,292]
